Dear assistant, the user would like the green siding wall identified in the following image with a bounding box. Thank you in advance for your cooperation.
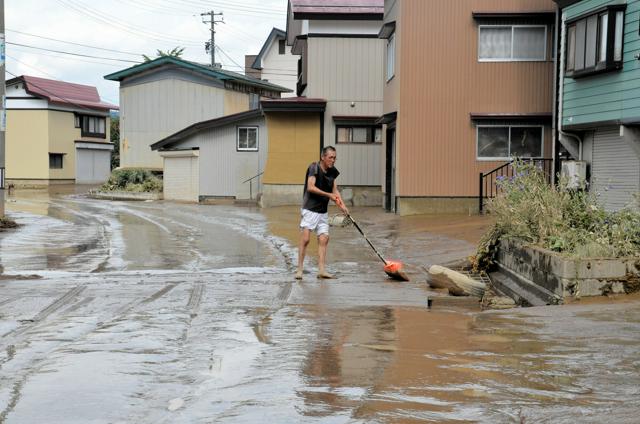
[562,0,640,127]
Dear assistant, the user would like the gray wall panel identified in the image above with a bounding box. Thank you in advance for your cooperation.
[306,37,385,186]
[171,116,267,199]
[120,78,236,169]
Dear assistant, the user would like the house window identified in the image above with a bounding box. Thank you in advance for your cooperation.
[74,114,81,128]
[386,32,395,81]
[79,115,106,138]
[478,25,547,61]
[279,39,286,55]
[336,125,382,144]
[237,127,258,151]
[49,153,64,169]
[565,5,626,77]
[477,125,543,160]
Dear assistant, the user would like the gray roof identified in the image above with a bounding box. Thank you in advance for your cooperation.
[104,56,292,93]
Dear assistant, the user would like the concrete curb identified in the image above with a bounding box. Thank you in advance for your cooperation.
[88,191,163,201]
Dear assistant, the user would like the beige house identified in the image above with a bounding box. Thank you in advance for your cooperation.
[286,0,386,205]
[246,28,299,98]
[104,56,292,171]
[379,0,556,215]
[6,75,117,185]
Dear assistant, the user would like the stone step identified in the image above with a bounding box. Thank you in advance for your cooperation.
[490,265,562,307]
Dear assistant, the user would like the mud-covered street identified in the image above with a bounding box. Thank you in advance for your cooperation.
[1,188,640,423]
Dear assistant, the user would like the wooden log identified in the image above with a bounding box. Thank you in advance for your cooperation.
[427,265,486,297]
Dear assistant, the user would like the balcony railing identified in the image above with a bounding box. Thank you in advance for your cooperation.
[479,158,553,213]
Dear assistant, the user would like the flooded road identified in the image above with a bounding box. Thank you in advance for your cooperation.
[1,187,639,423]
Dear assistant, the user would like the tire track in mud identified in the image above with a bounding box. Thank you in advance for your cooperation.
[0,281,182,423]
[1,285,86,340]
[251,281,294,345]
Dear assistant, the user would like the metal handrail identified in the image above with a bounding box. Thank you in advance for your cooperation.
[242,171,264,184]
[242,171,264,201]
[479,158,553,213]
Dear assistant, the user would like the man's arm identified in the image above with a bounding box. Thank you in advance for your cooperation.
[306,175,337,201]
[333,181,349,214]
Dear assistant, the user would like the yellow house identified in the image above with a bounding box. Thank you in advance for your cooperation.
[6,75,117,186]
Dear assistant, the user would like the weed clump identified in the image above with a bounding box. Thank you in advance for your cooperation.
[473,160,640,271]
[100,168,163,193]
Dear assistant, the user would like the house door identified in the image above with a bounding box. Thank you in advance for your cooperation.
[163,156,200,202]
[385,128,396,212]
[76,148,111,184]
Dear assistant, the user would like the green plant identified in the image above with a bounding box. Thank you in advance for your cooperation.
[142,47,185,62]
[473,160,640,270]
[100,168,163,193]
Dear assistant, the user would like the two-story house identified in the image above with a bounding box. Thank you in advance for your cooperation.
[246,28,299,97]
[379,0,556,214]
[6,75,117,185]
[286,0,386,205]
[104,56,292,171]
[554,0,640,211]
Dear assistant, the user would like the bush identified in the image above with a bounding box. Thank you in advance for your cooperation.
[100,168,163,193]
[472,160,640,270]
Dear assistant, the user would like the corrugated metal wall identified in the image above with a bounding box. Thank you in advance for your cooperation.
[335,143,383,186]
[591,127,640,211]
[307,37,385,186]
[396,0,555,197]
[174,117,267,199]
[120,79,228,170]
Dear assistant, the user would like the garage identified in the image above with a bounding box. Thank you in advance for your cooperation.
[591,127,640,211]
[160,149,200,202]
[75,142,113,184]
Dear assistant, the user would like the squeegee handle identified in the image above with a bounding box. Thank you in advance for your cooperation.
[347,214,388,265]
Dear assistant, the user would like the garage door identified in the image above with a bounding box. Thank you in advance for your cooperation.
[163,155,199,202]
[591,127,640,211]
[76,148,112,184]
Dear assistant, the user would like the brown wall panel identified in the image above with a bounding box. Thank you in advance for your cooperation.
[395,0,555,197]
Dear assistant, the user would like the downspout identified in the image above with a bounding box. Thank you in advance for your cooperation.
[557,9,583,160]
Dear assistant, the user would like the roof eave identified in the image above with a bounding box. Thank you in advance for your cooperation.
[251,28,287,70]
[150,109,263,151]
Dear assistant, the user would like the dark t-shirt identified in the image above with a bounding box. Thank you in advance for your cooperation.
[302,162,340,213]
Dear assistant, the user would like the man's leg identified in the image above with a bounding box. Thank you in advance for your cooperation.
[296,228,311,279]
[317,234,334,278]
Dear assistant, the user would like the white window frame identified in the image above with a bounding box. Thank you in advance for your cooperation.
[386,32,395,81]
[478,25,548,62]
[476,124,545,161]
[237,126,259,152]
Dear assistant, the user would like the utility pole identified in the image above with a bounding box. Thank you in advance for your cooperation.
[201,10,224,68]
[0,0,5,218]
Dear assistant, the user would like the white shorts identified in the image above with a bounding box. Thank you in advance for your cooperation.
[300,209,329,236]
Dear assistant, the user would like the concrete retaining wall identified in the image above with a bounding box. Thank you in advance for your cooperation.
[496,238,640,300]
[89,191,163,201]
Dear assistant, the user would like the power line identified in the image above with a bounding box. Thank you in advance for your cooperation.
[6,42,141,63]
[7,47,125,68]
[53,0,203,46]
[169,0,286,16]
[6,28,144,56]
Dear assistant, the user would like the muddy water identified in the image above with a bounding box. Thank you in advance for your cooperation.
[1,188,639,423]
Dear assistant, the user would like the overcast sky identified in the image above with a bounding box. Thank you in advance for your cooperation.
[5,0,288,105]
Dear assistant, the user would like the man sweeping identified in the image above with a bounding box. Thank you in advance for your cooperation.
[295,146,349,280]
